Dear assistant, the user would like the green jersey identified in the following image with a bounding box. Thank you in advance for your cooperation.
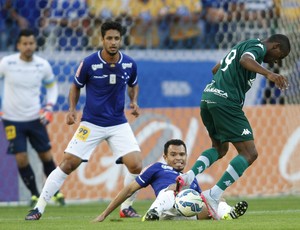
[202,38,266,106]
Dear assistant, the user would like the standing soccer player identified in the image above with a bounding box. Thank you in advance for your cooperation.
[25,20,142,220]
[0,29,65,206]
[178,34,291,219]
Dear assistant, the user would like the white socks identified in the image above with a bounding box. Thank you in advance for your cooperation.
[210,185,224,201]
[120,173,139,210]
[35,167,68,213]
[149,190,175,215]
[186,170,196,184]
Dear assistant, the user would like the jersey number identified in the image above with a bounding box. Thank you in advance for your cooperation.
[221,49,237,72]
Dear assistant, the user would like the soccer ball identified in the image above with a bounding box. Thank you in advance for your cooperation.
[174,189,204,217]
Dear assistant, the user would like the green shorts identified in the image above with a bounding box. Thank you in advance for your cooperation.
[200,100,254,143]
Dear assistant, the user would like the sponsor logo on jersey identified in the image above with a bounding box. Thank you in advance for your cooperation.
[93,75,108,79]
[122,63,132,69]
[91,63,103,70]
[241,129,252,135]
[204,81,228,98]
[161,164,174,171]
[8,61,17,65]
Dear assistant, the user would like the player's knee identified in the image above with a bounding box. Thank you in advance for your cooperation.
[127,161,142,174]
[59,153,82,174]
[248,151,258,165]
[216,145,229,159]
[123,151,142,173]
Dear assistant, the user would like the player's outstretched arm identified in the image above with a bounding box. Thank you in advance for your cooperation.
[92,181,141,223]
[240,54,288,90]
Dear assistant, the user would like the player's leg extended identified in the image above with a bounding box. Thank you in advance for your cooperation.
[120,151,142,217]
[38,151,65,206]
[25,121,100,220]
[107,123,142,218]
[25,153,81,220]
[193,101,229,175]
[203,141,256,220]
[201,103,255,220]
[143,188,175,221]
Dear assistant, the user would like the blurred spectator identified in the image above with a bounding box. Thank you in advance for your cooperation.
[200,0,244,49]
[1,0,49,50]
[128,0,164,49]
[47,0,89,51]
[242,0,276,40]
[0,0,11,51]
[86,0,132,49]
[166,0,202,49]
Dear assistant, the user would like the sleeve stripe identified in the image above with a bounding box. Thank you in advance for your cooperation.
[242,52,255,60]
[74,76,84,86]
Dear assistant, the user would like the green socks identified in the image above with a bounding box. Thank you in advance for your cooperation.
[216,155,249,190]
[191,148,219,175]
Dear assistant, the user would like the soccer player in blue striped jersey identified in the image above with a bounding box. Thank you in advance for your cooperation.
[93,139,248,222]
[177,34,291,220]
[25,21,142,220]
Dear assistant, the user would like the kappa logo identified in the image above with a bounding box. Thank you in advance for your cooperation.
[241,129,252,135]
[224,180,232,187]
[197,166,203,174]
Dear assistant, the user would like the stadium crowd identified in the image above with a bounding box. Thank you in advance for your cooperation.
[0,0,277,51]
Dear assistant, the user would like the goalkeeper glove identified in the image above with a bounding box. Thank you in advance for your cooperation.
[40,104,53,126]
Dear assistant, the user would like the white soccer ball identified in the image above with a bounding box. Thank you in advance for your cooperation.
[174,189,204,217]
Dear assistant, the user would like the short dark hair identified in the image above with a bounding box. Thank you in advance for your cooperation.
[268,34,291,54]
[101,20,125,38]
[164,139,187,155]
[17,29,35,43]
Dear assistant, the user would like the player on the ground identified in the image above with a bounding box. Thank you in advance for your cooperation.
[93,139,248,222]
[25,20,142,220]
[0,29,65,206]
[177,34,291,219]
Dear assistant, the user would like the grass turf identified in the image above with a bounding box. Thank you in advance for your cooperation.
[1,196,300,230]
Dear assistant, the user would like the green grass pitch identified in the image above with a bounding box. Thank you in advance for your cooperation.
[1,196,300,230]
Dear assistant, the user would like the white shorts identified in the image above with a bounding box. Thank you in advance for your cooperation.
[65,121,140,161]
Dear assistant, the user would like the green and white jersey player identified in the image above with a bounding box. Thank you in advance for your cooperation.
[178,34,291,220]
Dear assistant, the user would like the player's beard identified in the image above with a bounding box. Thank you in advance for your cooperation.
[21,50,34,61]
[107,49,118,56]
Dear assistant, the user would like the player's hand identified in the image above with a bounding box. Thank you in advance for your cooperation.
[266,72,289,90]
[66,110,77,125]
[40,104,53,126]
[130,102,139,117]
[92,214,105,223]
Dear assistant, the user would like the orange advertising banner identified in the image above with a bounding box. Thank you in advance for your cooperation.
[48,106,300,201]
